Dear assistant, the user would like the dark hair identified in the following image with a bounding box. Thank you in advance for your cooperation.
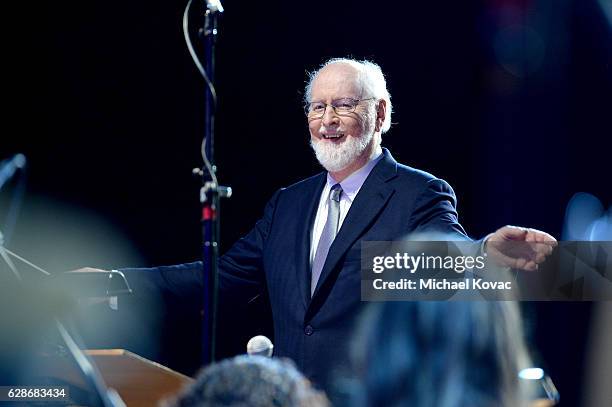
[350,301,531,407]
[164,355,329,407]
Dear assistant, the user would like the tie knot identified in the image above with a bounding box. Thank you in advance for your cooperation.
[330,184,342,202]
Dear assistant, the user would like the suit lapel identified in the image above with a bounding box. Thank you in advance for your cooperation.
[310,149,398,300]
[295,173,326,310]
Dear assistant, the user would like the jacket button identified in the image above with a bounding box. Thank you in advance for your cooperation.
[304,325,314,336]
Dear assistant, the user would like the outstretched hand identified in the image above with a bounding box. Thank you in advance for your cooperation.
[66,267,114,306]
[485,225,557,271]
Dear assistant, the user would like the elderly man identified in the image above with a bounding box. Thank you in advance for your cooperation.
[83,58,554,391]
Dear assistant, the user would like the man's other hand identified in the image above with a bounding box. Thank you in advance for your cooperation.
[66,267,116,307]
[485,225,557,271]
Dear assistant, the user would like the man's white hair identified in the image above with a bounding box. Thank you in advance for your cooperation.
[304,58,393,133]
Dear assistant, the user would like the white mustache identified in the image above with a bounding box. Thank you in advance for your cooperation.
[318,124,344,135]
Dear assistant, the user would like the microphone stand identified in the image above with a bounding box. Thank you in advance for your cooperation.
[195,0,230,366]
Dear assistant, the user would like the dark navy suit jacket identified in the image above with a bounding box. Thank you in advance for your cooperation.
[122,148,468,390]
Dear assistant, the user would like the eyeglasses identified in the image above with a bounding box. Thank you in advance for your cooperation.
[305,97,375,118]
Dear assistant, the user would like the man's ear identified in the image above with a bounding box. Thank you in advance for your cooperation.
[375,99,387,132]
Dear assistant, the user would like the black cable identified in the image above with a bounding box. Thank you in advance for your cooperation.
[183,0,218,185]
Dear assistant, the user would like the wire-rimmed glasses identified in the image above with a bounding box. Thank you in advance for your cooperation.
[305,97,375,118]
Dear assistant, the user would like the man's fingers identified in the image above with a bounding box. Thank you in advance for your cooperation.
[67,267,108,273]
[487,225,557,270]
[486,248,514,267]
[497,225,529,240]
[488,247,542,271]
[528,228,557,243]
[534,242,555,262]
[64,268,113,306]
[495,225,558,245]
[489,248,525,269]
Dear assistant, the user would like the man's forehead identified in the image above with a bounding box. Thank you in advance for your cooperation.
[311,64,362,98]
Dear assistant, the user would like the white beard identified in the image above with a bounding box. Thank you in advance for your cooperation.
[310,119,375,173]
[310,132,372,173]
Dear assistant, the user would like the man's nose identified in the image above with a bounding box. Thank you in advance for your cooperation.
[321,105,339,126]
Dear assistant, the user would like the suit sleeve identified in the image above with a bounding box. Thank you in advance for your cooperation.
[119,188,283,306]
[409,178,470,240]
[217,188,282,301]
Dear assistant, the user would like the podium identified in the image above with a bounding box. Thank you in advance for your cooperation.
[38,349,194,406]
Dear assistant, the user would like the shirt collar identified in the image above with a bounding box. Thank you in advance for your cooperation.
[325,145,384,202]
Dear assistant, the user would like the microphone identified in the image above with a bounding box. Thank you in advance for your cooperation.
[246,335,273,357]
[0,153,26,190]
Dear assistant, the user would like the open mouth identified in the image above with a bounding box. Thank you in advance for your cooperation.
[321,133,345,140]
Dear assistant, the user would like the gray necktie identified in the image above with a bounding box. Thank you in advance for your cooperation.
[311,184,343,296]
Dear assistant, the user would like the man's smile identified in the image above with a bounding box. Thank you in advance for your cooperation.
[320,132,345,140]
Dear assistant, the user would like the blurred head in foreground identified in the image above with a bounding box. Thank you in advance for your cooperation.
[164,355,329,407]
[351,301,533,407]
